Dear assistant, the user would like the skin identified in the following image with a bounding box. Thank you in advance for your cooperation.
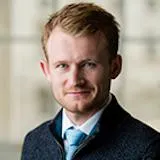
[40,27,122,125]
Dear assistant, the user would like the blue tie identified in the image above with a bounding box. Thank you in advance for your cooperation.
[65,128,86,160]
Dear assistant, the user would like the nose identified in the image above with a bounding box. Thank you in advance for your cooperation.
[67,65,85,87]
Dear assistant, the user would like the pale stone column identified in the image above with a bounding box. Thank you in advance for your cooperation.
[9,0,42,143]
[0,0,10,142]
[9,0,59,143]
[123,0,160,131]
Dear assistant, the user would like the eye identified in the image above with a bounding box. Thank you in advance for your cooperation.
[56,63,68,69]
[82,62,97,69]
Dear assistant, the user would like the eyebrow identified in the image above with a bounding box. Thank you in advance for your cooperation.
[52,60,69,66]
[52,57,100,66]
[80,58,99,63]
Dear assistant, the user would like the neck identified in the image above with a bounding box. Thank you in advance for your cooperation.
[65,110,96,126]
[65,97,110,126]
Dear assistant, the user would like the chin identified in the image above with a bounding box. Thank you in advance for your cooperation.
[64,101,94,113]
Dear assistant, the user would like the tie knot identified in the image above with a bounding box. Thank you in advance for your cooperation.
[65,128,86,146]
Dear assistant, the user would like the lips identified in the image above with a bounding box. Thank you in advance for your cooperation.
[67,91,90,94]
[65,89,91,97]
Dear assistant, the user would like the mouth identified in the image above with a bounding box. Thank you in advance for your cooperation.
[66,90,91,96]
[67,91,90,94]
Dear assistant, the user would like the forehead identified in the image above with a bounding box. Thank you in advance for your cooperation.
[46,27,108,61]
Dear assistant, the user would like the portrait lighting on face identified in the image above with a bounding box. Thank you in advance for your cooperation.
[21,2,160,160]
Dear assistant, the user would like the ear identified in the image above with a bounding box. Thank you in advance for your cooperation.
[40,60,51,81]
[110,54,122,79]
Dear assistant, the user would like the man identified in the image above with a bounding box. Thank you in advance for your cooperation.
[21,2,160,160]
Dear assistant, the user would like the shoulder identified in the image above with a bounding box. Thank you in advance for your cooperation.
[21,120,54,159]
[104,95,160,157]
[22,120,53,149]
[25,120,52,141]
[121,115,160,158]
[124,115,160,140]
[22,109,62,147]
[23,109,63,145]
[109,94,160,142]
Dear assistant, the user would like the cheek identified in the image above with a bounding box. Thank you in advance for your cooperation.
[84,72,103,94]
[88,70,106,84]
[90,70,110,90]
[50,77,64,101]
[50,74,63,91]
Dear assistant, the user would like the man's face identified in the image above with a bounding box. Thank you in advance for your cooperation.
[41,27,121,116]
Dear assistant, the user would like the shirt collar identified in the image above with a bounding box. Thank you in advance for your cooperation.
[62,110,73,138]
[62,94,112,138]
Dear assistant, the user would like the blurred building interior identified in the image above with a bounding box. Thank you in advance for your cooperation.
[0,0,160,159]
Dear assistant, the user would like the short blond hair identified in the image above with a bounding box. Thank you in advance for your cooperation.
[42,2,120,61]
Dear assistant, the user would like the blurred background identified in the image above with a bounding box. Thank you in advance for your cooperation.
[0,0,160,159]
